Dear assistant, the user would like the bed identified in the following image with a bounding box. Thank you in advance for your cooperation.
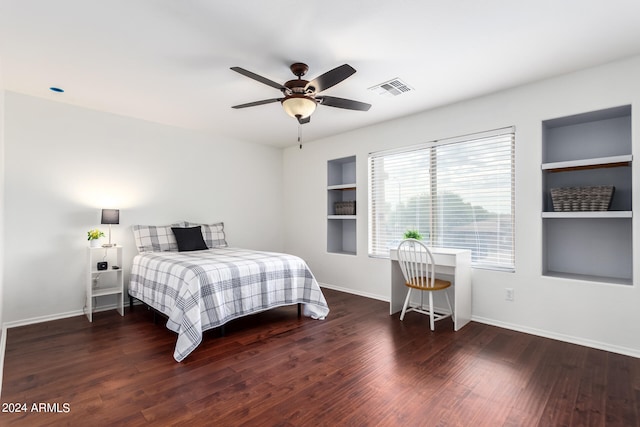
[128,222,330,362]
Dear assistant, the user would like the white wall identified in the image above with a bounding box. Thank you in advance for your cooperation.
[0,89,5,332]
[2,92,284,324]
[283,55,640,357]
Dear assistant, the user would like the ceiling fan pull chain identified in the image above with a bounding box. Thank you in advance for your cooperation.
[298,123,303,149]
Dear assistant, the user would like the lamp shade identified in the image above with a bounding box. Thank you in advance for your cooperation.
[281,95,317,119]
[101,209,120,225]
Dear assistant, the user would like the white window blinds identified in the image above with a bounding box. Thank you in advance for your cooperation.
[368,127,515,271]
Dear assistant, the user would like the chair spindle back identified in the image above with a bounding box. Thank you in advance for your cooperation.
[397,239,436,289]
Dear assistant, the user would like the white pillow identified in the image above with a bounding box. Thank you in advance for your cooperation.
[185,221,228,248]
[132,221,187,253]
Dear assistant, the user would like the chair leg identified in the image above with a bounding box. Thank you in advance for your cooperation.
[429,292,435,331]
[400,288,412,321]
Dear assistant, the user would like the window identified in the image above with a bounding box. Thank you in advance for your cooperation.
[368,127,515,271]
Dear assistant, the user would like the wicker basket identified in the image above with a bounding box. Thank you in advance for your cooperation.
[550,186,614,212]
[334,201,356,215]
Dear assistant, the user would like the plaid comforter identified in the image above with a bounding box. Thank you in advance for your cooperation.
[129,248,330,361]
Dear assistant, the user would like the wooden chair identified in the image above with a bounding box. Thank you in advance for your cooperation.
[397,239,453,331]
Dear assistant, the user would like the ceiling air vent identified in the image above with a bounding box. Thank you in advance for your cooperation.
[368,78,413,97]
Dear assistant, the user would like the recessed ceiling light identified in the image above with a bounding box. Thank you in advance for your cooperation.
[49,87,64,93]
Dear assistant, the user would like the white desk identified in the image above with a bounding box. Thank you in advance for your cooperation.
[390,247,472,331]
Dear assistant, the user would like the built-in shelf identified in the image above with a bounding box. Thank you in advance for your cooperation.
[327,184,356,191]
[541,211,632,219]
[542,154,632,172]
[327,156,357,255]
[329,249,357,256]
[543,271,633,286]
[542,105,632,284]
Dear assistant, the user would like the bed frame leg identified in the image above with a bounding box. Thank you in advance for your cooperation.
[298,303,301,318]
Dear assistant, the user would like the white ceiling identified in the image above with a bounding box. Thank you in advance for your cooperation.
[2,1,640,148]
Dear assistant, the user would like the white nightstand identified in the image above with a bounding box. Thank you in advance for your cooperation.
[85,245,124,322]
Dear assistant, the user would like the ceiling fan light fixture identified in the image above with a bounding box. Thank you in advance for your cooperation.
[281,95,317,119]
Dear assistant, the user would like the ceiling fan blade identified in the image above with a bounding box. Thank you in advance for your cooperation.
[306,64,356,93]
[297,116,311,125]
[230,67,288,91]
[318,96,371,111]
[231,98,283,109]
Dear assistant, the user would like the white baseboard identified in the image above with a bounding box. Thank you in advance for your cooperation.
[2,303,126,331]
[3,309,84,330]
[0,290,636,400]
[471,315,640,359]
[319,283,640,359]
[319,282,388,303]
[0,303,125,399]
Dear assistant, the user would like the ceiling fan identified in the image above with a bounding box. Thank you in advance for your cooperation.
[230,62,371,124]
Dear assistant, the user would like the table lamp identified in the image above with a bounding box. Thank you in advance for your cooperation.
[101,209,119,247]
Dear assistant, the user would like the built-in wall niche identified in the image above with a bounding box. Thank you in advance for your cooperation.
[544,218,632,283]
[327,156,356,255]
[327,219,356,255]
[541,105,633,284]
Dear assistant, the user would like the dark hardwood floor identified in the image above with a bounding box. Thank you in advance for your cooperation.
[1,289,639,426]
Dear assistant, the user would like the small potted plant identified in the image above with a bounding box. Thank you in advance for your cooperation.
[403,229,423,240]
[87,229,105,247]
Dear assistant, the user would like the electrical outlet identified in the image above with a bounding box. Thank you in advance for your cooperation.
[505,288,514,301]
